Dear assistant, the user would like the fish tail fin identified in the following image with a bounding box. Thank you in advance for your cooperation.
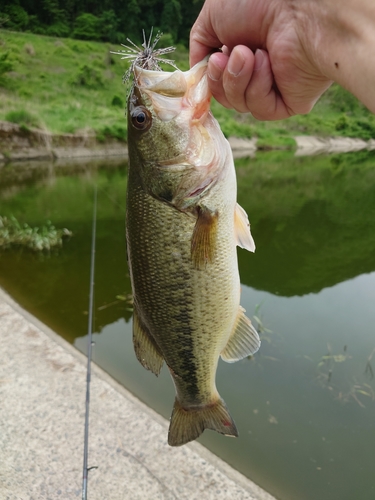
[168,397,238,447]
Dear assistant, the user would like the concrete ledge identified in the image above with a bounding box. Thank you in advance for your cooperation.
[0,288,277,500]
[294,135,372,156]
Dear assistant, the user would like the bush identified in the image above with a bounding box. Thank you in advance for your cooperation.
[111,95,124,107]
[96,124,127,142]
[335,114,349,132]
[5,109,41,128]
[46,22,70,38]
[70,64,104,89]
[0,216,72,251]
[334,114,375,139]
[0,52,13,83]
[328,84,369,114]
[219,118,253,139]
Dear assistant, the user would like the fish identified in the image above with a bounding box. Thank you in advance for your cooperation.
[125,55,260,446]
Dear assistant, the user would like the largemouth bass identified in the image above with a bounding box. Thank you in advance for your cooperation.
[126,57,260,446]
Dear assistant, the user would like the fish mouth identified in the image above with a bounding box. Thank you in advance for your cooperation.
[132,58,211,125]
[133,57,209,96]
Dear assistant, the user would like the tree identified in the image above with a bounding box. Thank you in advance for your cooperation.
[0,0,202,46]
[160,0,182,42]
[72,13,100,40]
[98,9,119,43]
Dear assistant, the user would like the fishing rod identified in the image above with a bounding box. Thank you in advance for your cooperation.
[82,185,98,500]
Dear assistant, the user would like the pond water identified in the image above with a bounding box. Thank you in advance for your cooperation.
[1,151,375,500]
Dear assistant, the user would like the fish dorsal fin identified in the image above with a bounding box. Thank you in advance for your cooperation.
[133,308,164,376]
[191,206,218,269]
[221,306,261,363]
[235,203,255,252]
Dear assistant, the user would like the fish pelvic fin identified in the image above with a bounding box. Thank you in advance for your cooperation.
[168,397,238,446]
[235,203,255,252]
[133,308,164,376]
[221,306,261,363]
[191,206,218,269]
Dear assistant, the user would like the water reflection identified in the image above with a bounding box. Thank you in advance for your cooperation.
[236,150,375,295]
[1,152,375,500]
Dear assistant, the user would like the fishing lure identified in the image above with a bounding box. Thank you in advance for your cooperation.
[111,28,177,86]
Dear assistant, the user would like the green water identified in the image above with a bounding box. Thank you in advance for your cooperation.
[1,152,375,500]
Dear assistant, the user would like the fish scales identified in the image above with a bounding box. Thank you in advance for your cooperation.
[125,56,260,446]
[127,168,239,401]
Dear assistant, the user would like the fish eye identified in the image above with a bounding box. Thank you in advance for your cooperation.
[131,106,152,131]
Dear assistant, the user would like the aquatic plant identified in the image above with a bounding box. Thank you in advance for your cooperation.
[0,215,72,251]
[97,292,133,312]
[316,343,375,407]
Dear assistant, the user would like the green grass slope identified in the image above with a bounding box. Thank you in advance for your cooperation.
[1,29,374,148]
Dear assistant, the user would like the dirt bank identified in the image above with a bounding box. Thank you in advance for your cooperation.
[0,120,128,162]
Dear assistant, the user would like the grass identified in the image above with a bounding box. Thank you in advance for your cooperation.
[0,29,373,147]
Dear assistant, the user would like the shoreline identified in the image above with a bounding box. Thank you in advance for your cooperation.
[1,120,374,163]
[0,286,277,500]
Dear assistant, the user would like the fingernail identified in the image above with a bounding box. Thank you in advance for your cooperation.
[254,49,264,71]
[228,50,245,77]
[208,60,222,81]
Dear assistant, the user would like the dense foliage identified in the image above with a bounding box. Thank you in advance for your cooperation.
[0,0,203,45]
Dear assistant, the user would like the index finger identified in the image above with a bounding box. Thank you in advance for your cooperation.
[189,14,223,67]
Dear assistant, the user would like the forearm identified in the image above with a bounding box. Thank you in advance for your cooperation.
[297,0,375,111]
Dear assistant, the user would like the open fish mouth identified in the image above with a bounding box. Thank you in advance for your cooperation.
[132,57,211,125]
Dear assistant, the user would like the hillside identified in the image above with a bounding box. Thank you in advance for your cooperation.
[1,29,374,149]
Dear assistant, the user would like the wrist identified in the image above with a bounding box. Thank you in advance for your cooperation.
[295,0,375,111]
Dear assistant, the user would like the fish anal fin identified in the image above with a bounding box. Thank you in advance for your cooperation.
[235,203,255,252]
[168,397,238,446]
[133,309,164,376]
[221,306,261,363]
[191,206,218,269]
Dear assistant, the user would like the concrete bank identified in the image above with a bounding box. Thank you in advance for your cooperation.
[0,288,277,500]
[294,135,375,155]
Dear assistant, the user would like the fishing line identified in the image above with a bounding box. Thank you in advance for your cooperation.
[82,184,98,500]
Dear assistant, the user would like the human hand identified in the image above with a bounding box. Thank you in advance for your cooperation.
[190,0,333,120]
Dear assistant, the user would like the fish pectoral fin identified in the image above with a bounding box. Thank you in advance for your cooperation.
[221,306,261,363]
[168,397,238,446]
[234,203,255,252]
[133,309,164,376]
[191,206,218,269]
